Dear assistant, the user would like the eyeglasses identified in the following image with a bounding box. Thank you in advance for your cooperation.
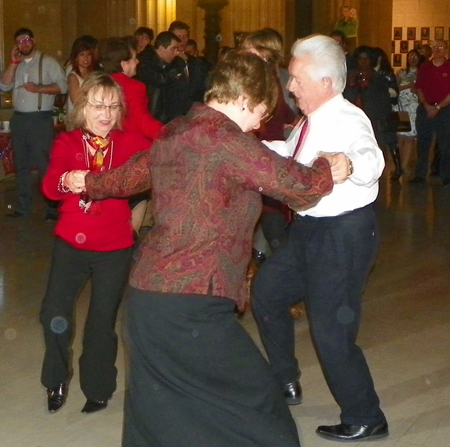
[87,102,121,112]
[433,46,446,50]
[16,37,32,45]
[260,108,273,124]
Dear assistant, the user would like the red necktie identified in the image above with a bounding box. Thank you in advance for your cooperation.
[286,117,308,224]
[292,117,309,160]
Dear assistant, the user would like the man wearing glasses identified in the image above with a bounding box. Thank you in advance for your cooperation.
[411,40,450,185]
[0,28,68,220]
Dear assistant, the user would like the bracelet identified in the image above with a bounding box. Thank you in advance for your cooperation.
[10,61,20,65]
[57,172,71,193]
[347,157,354,177]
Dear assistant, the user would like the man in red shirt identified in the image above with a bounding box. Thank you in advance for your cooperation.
[411,40,450,185]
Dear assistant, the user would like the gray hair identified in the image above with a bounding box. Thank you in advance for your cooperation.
[291,34,347,93]
[430,39,448,49]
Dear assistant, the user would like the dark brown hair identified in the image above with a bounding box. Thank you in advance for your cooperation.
[100,37,134,74]
[205,50,277,113]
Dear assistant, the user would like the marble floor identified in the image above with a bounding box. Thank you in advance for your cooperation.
[1,158,450,447]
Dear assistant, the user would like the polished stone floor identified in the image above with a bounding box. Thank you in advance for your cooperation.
[1,156,450,447]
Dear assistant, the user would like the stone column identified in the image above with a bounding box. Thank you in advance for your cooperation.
[197,0,229,65]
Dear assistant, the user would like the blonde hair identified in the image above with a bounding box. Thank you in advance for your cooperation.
[205,50,277,114]
[70,71,125,130]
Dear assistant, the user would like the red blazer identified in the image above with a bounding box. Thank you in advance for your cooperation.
[112,72,163,142]
[43,129,151,251]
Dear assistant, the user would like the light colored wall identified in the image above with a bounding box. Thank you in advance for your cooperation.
[2,0,67,64]
[392,0,450,68]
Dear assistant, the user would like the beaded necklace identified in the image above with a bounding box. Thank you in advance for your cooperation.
[79,129,114,212]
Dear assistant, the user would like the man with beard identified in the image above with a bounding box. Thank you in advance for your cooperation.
[1,28,67,220]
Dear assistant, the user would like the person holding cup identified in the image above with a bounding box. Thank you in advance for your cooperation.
[0,27,68,220]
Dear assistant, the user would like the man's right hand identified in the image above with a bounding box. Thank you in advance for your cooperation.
[11,45,21,63]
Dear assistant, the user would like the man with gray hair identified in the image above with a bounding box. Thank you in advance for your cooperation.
[252,34,388,442]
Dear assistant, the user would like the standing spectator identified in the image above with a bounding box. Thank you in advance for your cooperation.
[252,35,387,442]
[334,5,358,52]
[135,31,181,123]
[134,27,154,54]
[330,29,357,71]
[167,21,209,116]
[185,38,198,57]
[411,40,450,185]
[394,49,421,172]
[345,46,402,180]
[1,28,68,220]
[66,40,95,117]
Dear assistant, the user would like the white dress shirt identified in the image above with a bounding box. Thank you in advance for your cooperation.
[263,94,385,217]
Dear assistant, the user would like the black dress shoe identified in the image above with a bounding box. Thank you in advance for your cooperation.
[81,398,108,414]
[47,384,68,413]
[283,381,302,405]
[316,421,389,441]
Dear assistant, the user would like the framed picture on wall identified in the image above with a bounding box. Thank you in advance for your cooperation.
[435,27,444,40]
[393,54,402,67]
[407,27,416,40]
[421,27,430,40]
[400,41,409,53]
[394,27,402,40]
[414,40,422,49]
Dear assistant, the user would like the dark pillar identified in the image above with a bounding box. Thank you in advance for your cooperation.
[197,0,228,66]
[295,0,313,38]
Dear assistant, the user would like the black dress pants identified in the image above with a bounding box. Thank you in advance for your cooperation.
[252,204,386,425]
[415,104,450,181]
[11,111,55,215]
[40,237,132,400]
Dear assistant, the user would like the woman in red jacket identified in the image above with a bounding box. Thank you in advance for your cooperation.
[100,36,163,235]
[40,72,151,415]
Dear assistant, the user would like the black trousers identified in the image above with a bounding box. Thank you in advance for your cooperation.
[252,204,386,425]
[40,237,132,400]
[11,111,54,215]
[415,104,450,181]
[123,289,301,447]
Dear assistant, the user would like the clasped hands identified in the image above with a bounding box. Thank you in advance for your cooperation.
[318,152,352,184]
[64,170,89,194]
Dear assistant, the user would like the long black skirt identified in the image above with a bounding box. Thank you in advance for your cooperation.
[122,288,301,447]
